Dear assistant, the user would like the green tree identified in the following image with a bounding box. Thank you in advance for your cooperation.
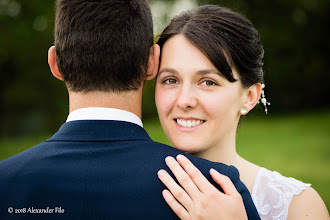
[1,0,329,136]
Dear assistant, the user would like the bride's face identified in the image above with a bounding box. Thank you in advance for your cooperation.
[155,35,246,155]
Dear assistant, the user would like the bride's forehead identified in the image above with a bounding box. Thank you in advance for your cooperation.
[161,37,214,65]
[160,34,241,83]
[162,35,200,53]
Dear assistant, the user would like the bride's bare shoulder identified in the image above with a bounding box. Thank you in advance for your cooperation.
[287,187,329,220]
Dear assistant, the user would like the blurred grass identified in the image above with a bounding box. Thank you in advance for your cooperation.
[0,110,329,209]
[145,110,330,209]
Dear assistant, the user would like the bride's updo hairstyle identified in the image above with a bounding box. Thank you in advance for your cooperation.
[157,5,264,88]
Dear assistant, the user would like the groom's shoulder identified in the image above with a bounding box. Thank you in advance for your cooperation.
[0,141,46,171]
[0,141,49,194]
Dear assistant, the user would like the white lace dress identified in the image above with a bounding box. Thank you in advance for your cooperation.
[251,167,311,220]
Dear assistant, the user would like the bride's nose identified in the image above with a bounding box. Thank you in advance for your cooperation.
[176,85,198,110]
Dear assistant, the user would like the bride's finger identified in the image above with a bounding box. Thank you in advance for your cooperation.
[157,169,193,209]
[165,156,201,199]
[210,168,240,197]
[162,189,190,220]
[176,154,217,194]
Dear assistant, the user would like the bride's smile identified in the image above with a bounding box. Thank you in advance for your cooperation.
[175,118,205,129]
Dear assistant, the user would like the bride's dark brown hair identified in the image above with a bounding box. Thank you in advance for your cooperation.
[157,5,264,88]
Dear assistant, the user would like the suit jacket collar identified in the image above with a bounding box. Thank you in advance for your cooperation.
[46,120,151,142]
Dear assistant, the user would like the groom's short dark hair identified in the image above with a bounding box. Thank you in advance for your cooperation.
[54,0,153,92]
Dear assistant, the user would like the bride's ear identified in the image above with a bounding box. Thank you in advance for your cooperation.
[241,83,262,115]
[48,46,64,81]
[145,44,160,81]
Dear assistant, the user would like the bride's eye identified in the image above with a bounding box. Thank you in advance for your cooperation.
[163,78,178,84]
[200,80,217,86]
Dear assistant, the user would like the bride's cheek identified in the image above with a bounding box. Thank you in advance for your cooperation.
[155,90,167,114]
[156,89,172,110]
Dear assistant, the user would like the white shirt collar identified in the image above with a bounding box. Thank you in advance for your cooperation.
[66,107,143,127]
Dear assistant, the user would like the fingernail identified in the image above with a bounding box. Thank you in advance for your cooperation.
[210,168,218,174]
[158,170,166,178]
[176,154,186,161]
[162,189,170,197]
[165,156,174,164]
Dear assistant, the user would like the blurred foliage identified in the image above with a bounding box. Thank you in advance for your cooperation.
[0,0,68,137]
[1,0,330,136]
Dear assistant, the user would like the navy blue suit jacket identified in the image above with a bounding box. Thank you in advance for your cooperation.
[0,120,260,219]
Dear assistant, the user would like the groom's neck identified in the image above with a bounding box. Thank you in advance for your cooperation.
[68,89,143,118]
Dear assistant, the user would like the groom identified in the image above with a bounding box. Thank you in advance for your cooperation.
[0,0,259,219]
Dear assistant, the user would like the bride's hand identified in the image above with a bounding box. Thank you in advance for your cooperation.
[158,154,247,220]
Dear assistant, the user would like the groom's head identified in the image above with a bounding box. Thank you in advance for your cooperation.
[53,0,154,92]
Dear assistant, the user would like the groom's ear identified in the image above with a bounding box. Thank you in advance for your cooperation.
[48,46,64,81]
[145,44,160,80]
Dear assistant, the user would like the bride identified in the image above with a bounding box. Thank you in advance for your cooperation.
[154,5,329,220]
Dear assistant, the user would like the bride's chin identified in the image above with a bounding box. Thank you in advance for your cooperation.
[173,144,200,155]
[170,138,204,154]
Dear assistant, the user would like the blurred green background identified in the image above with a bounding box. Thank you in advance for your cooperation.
[0,0,329,209]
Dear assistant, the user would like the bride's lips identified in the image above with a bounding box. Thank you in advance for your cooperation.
[173,118,206,132]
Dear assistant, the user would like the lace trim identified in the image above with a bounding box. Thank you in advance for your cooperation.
[251,167,311,220]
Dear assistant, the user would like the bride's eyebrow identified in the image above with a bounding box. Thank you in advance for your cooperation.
[158,68,223,77]
[158,68,178,76]
[197,69,223,77]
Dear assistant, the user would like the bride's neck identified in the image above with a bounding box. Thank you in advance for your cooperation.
[191,145,240,165]
[191,131,239,165]
[190,137,260,192]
